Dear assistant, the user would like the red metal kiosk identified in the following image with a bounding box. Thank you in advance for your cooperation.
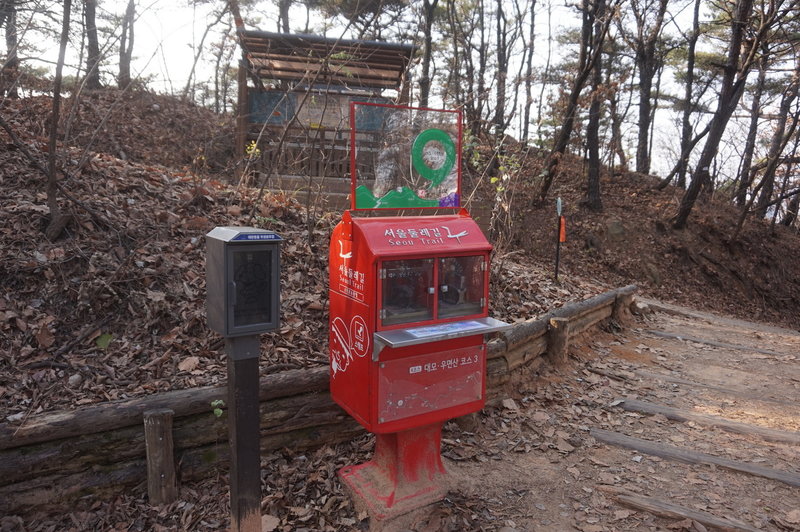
[329,103,509,521]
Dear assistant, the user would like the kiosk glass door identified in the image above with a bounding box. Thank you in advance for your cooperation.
[438,255,485,318]
[381,259,435,326]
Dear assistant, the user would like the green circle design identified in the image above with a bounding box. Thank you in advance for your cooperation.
[411,128,456,187]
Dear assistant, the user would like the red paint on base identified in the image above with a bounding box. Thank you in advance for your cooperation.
[338,423,447,521]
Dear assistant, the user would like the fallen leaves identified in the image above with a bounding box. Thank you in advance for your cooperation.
[35,327,55,349]
[178,356,200,372]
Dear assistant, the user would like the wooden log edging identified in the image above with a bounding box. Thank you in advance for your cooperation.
[0,284,636,512]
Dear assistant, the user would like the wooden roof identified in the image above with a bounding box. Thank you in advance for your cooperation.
[238,30,415,90]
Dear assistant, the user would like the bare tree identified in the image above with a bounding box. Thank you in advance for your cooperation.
[183,5,228,101]
[535,0,553,144]
[672,0,797,229]
[492,0,522,138]
[85,0,102,89]
[46,0,72,240]
[521,0,536,143]
[754,68,800,218]
[445,0,489,135]
[418,0,438,108]
[278,0,291,32]
[733,44,769,205]
[584,0,605,211]
[537,0,616,201]
[118,0,135,88]
[619,0,669,175]
[674,0,701,189]
[2,0,18,98]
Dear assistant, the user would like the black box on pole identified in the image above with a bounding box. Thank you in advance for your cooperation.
[206,226,282,341]
[206,226,283,532]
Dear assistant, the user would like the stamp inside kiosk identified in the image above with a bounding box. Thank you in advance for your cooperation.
[329,103,510,521]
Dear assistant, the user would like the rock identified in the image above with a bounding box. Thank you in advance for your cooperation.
[585,233,602,251]
[606,220,626,242]
[644,262,662,286]
[454,412,479,432]
[68,374,83,387]
[631,300,652,316]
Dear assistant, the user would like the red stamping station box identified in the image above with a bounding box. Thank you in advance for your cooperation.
[329,209,509,434]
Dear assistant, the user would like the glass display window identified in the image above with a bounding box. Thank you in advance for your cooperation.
[381,259,435,326]
[379,255,486,328]
[231,248,274,328]
[438,255,485,319]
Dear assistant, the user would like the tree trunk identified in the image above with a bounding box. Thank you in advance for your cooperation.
[735,44,769,206]
[731,108,800,241]
[538,0,613,201]
[606,65,627,171]
[278,0,291,32]
[418,0,438,108]
[783,194,800,227]
[675,0,701,189]
[522,0,536,143]
[584,0,605,211]
[673,0,755,229]
[632,0,668,176]
[46,0,72,240]
[780,134,800,227]
[493,0,508,136]
[474,0,488,135]
[118,0,135,89]
[84,0,102,89]
[2,0,18,98]
[635,58,653,174]
[535,0,553,144]
[183,7,228,101]
[754,73,800,218]
[213,21,232,114]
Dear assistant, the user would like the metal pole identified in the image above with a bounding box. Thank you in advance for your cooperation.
[555,197,562,282]
[555,221,561,282]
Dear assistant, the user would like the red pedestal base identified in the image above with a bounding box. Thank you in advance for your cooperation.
[338,423,448,521]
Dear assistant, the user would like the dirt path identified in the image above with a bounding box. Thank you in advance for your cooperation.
[421,302,800,531]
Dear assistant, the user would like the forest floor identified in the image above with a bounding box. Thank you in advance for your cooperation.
[1,89,800,530]
[10,304,800,532]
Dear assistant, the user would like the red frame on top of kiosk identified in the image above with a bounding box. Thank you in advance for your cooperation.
[349,102,463,211]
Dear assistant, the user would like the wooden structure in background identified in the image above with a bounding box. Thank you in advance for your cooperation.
[233,29,415,208]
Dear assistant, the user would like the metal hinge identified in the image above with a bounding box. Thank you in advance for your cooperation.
[380,309,387,319]
[481,259,487,271]
[480,297,486,308]
[379,269,387,279]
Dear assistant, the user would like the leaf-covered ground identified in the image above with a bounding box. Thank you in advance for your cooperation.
[2,88,800,531]
[0,90,604,421]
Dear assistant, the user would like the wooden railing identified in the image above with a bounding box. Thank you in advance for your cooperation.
[0,285,636,512]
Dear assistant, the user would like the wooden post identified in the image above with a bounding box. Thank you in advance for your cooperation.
[613,291,634,326]
[226,345,262,532]
[398,68,411,104]
[236,58,248,169]
[547,317,570,366]
[143,408,178,505]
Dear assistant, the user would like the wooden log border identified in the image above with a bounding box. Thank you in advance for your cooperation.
[0,284,637,513]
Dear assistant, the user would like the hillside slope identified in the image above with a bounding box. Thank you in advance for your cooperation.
[2,89,798,422]
[475,150,800,329]
[0,91,603,419]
